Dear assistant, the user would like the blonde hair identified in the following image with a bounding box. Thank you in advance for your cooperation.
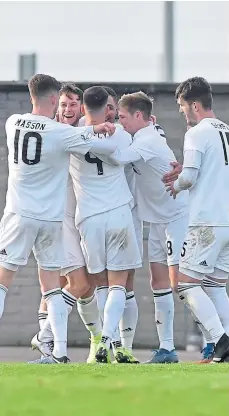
[118,91,153,120]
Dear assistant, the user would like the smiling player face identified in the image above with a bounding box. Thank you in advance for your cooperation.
[58,93,82,126]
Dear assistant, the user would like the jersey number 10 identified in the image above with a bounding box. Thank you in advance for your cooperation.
[219,131,229,165]
[14,129,42,165]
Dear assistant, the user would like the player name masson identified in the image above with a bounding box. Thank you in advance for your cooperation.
[15,119,46,131]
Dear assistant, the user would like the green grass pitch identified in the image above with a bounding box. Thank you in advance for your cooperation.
[0,364,228,415]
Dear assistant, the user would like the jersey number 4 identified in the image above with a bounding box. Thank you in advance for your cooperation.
[85,152,104,175]
[14,129,42,165]
[219,131,229,165]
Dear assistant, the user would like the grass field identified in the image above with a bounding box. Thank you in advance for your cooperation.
[0,364,228,416]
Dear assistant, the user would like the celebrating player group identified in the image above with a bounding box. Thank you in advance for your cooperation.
[0,74,229,365]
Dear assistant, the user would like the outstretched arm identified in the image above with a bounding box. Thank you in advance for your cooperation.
[104,146,143,166]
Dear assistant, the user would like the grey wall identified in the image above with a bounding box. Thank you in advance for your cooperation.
[0,82,228,348]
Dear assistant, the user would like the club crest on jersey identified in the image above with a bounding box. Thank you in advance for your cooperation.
[131,163,141,175]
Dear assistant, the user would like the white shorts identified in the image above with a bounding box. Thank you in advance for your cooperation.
[78,204,142,274]
[132,206,143,259]
[179,225,229,279]
[60,215,85,276]
[148,215,189,266]
[0,212,64,271]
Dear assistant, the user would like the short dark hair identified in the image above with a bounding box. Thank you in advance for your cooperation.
[102,86,117,102]
[83,86,108,112]
[118,91,153,120]
[60,83,83,101]
[175,77,213,110]
[28,74,61,99]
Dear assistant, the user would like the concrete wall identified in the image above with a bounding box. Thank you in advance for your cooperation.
[0,82,228,348]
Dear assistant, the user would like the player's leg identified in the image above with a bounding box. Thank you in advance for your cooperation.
[38,296,48,329]
[75,272,102,364]
[166,216,189,292]
[78,214,109,360]
[30,216,81,361]
[0,213,38,323]
[32,221,69,363]
[59,214,101,350]
[145,223,177,364]
[199,239,229,361]
[91,270,122,359]
[203,268,229,336]
[96,205,142,363]
[178,226,229,363]
[94,270,109,324]
[118,269,138,352]
[119,209,142,352]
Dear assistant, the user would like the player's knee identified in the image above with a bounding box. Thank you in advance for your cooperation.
[60,275,67,288]
[67,270,91,298]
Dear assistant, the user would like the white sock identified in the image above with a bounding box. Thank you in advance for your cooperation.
[62,288,77,315]
[77,293,102,337]
[38,289,76,342]
[38,311,48,330]
[184,301,213,344]
[153,289,174,351]
[203,277,229,336]
[0,284,8,318]
[119,291,138,351]
[101,285,126,347]
[178,283,225,343]
[112,328,122,351]
[96,286,121,349]
[40,288,68,358]
[96,286,108,322]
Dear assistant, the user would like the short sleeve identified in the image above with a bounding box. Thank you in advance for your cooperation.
[184,128,207,154]
[5,114,21,134]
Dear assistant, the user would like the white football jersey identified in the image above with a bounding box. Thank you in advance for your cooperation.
[77,119,137,208]
[5,113,96,221]
[183,118,229,226]
[70,127,133,225]
[111,124,188,223]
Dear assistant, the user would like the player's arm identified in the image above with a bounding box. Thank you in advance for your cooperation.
[166,129,206,198]
[162,125,193,184]
[104,142,144,166]
[63,123,118,156]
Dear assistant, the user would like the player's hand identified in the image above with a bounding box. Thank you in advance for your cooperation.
[93,122,116,136]
[165,181,178,199]
[162,162,182,184]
